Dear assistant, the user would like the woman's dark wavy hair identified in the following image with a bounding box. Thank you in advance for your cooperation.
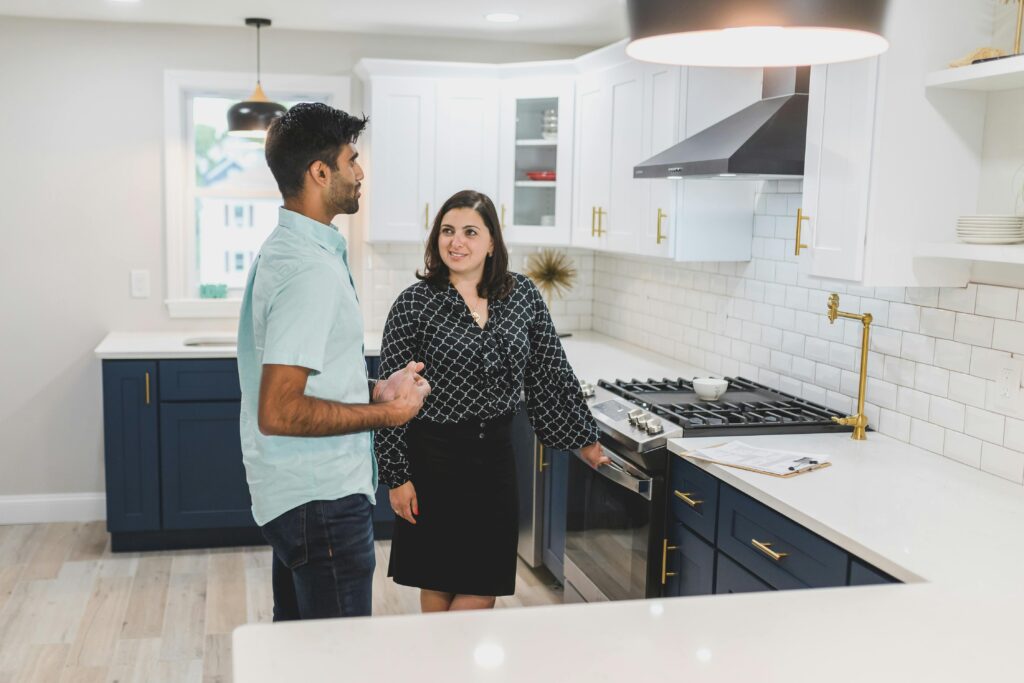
[417,190,514,299]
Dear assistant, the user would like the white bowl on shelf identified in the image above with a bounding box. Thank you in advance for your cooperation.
[692,377,729,401]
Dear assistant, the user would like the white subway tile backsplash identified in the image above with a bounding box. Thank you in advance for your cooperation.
[910,419,944,454]
[944,430,982,467]
[980,443,1024,483]
[992,319,1024,354]
[965,407,1005,444]
[588,186,1024,490]
[975,285,1018,320]
[938,285,977,313]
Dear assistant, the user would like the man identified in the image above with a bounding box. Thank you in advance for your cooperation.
[237,103,429,621]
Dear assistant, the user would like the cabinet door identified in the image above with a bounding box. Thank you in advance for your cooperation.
[160,402,255,530]
[102,361,160,532]
[366,77,436,242]
[435,79,499,209]
[640,64,681,259]
[715,552,773,594]
[675,67,761,263]
[541,447,570,582]
[499,77,574,246]
[664,522,715,597]
[605,62,649,254]
[571,71,611,250]
[803,59,879,281]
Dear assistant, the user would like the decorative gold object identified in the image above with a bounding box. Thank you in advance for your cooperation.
[949,47,1007,68]
[826,293,873,441]
[525,249,577,308]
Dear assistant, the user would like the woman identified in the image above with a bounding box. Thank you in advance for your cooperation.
[375,189,608,612]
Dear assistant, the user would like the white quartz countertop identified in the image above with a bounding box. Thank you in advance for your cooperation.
[231,339,1024,682]
[92,330,708,384]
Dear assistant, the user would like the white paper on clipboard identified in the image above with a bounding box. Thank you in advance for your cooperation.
[686,441,830,476]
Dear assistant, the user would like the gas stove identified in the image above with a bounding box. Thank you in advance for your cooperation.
[588,376,851,471]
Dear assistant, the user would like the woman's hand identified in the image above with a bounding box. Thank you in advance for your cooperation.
[579,442,610,469]
[389,480,419,525]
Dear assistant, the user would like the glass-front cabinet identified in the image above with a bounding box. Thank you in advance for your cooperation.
[498,77,574,245]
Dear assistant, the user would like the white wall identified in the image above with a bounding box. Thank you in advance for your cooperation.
[0,15,590,504]
[594,182,1024,486]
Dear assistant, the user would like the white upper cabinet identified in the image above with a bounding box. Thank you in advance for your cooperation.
[571,70,613,250]
[359,75,436,243]
[798,0,991,286]
[639,64,681,259]
[434,79,499,214]
[498,76,575,246]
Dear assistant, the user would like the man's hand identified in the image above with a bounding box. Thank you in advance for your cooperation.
[579,442,610,469]
[389,481,418,525]
[382,365,431,427]
[372,361,425,403]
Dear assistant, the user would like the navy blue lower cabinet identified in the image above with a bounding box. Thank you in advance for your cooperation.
[849,558,899,586]
[542,446,570,582]
[717,486,848,591]
[159,401,255,530]
[665,522,716,597]
[668,457,720,544]
[102,361,161,532]
[715,552,774,594]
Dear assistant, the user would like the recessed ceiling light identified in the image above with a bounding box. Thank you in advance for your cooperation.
[485,12,520,23]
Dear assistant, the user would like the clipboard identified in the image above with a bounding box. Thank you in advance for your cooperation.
[679,441,833,478]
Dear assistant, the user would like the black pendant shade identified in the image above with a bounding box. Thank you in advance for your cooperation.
[626,0,890,67]
[228,18,286,138]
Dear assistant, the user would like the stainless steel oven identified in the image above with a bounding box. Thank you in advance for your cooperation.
[564,443,665,602]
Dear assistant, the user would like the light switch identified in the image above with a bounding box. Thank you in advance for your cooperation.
[130,269,150,299]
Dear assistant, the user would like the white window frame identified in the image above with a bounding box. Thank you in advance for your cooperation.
[163,70,351,318]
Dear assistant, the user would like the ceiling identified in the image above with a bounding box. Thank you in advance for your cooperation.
[0,0,630,46]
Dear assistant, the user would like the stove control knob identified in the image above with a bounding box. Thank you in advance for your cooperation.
[635,414,650,429]
[646,419,664,435]
[627,409,645,425]
[579,382,595,399]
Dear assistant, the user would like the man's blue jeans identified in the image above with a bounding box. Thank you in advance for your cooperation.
[260,494,376,620]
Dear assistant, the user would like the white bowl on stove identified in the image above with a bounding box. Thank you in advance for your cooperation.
[693,377,728,401]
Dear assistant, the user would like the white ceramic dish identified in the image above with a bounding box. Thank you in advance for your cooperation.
[692,377,729,400]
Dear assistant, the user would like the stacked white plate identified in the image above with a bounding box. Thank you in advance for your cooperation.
[956,215,1024,244]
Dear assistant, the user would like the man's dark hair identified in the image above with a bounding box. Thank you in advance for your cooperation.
[264,103,368,199]
[418,190,514,300]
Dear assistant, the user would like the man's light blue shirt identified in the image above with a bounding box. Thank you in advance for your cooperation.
[237,207,376,527]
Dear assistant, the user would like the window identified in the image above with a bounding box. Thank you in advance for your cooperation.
[164,71,350,318]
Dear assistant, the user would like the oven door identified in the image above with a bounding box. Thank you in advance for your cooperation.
[564,444,662,602]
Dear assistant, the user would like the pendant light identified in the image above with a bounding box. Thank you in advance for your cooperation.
[625,0,890,67]
[227,18,287,138]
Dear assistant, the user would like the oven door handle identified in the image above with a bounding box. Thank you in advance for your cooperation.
[577,445,652,500]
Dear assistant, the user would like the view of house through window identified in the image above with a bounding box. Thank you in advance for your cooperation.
[191,96,309,294]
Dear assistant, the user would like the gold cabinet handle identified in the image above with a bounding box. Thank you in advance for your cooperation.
[751,538,788,561]
[795,208,809,255]
[656,208,668,245]
[661,538,678,585]
[590,206,597,237]
[596,207,607,237]
[144,371,151,405]
[538,446,547,472]
[424,203,431,231]
[673,490,703,508]
[500,203,506,229]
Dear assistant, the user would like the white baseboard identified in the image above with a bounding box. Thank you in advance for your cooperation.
[0,493,106,524]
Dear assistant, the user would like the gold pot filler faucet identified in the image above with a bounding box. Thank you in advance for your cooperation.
[826,293,872,440]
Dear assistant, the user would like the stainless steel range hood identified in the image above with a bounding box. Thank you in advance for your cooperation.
[634,66,809,180]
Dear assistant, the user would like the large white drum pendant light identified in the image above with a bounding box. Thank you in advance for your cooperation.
[626,0,890,67]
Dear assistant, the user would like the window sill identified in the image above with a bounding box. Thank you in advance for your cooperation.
[166,298,242,319]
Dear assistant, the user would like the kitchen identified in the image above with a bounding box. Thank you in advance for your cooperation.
[4,0,1024,680]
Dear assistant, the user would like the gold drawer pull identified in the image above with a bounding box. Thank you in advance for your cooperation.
[673,490,703,508]
[661,538,678,585]
[751,538,788,561]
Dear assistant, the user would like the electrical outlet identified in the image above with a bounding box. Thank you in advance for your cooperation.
[993,360,1024,412]
[130,269,150,299]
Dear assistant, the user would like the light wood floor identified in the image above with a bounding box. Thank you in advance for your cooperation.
[0,522,562,683]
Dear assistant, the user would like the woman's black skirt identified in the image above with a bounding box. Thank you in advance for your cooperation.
[387,412,519,597]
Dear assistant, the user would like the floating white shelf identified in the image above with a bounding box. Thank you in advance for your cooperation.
[516,139,557,146]
[514,180,556,187]
[925,54,1024,91]
[916,241,1024,264]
